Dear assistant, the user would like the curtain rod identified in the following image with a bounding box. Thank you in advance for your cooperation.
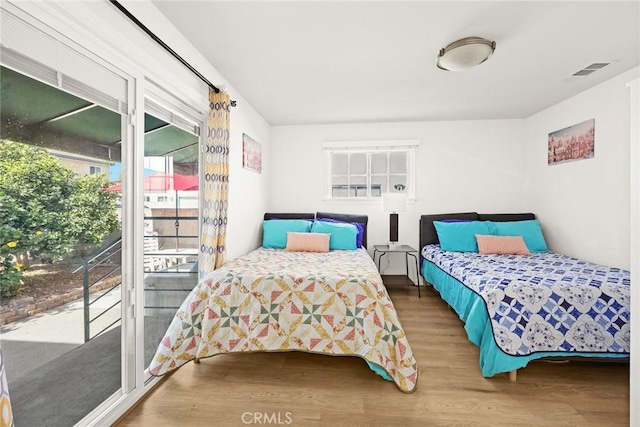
[109,0,237,107]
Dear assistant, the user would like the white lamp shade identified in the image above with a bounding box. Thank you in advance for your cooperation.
[382,192,407,213]
[437,37,495,72]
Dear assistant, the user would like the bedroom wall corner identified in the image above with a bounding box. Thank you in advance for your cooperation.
[226,116,271,260]
[523,66,640,269]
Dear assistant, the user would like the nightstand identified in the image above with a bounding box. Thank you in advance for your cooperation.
[373,244,421,298]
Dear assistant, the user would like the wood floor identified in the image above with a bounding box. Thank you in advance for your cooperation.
[117,284,630,427]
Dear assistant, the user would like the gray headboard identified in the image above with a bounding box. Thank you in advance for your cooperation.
[263,212,369,248]
[419,212,536,253]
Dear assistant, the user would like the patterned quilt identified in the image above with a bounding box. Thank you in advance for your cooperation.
[150,248,418,392]
[422,245,631,356]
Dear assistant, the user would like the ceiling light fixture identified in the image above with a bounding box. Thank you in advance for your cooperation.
[437,37,496,71]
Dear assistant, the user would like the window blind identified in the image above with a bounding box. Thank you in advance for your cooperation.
[1,9,128,114]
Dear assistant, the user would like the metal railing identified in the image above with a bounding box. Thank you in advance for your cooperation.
[72,237,122,342]
[72,217,197,341]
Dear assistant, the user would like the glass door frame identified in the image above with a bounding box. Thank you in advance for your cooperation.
[76,64,143,427]
[140,88,204,384]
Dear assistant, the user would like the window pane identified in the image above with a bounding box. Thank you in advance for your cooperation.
[389,152,407,174]
[350,176,367,197]
[371,175,387,196]
[389,175,407,193]
[332,153,348,175]
[350,153,367,174]
[328,147,412,200]
[371,152,387,174]
[332,176,348,197]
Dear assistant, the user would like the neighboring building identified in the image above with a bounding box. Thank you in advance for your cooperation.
[47,148,112,177]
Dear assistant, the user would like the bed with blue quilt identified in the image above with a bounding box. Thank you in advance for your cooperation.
[419,212,630,380]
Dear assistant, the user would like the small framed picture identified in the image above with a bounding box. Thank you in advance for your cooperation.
[548,119,595,165]
[242,133,262,173]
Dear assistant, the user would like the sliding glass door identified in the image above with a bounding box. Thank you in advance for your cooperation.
[0,66,126,426]
[141,96,201,376]
[1,4,205,424]
[0,8,136,425]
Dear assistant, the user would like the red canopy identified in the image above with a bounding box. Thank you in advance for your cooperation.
[104,173,198,192]
[103,172,198,250]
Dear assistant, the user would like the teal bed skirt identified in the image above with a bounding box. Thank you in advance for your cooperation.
[421,260,628,377]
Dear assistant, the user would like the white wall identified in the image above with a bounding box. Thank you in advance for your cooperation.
[627,77,639,427]
[524,67,639,269]
[270,119,528,272]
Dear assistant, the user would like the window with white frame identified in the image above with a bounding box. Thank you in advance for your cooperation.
[89,165,103,175]
[323,140,418,200]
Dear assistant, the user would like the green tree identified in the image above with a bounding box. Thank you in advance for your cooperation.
[70,173,120,247]
[0,197,35,296]
[1,140,77,259]
[0,140,119,296]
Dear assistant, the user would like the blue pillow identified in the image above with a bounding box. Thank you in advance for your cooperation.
[489,220,549,253]
[433,220,493,252]
[262,219,312,249]
[316,218,365,248]
[310,221,358,250]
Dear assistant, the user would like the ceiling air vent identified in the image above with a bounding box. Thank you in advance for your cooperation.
[571,62,611,77]
[573,69,596,76]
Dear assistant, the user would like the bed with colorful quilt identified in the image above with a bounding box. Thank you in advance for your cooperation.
[419,212,630,380]
[150,212,418,393]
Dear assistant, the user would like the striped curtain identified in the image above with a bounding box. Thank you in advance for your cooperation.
[200,89,231,273]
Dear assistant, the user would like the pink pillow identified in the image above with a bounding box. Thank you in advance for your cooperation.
[475,234,530,255]
[285,232,330,253]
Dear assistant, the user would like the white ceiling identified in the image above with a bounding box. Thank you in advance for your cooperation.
[152,1,640,126]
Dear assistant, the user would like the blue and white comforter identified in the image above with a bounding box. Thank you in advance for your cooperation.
[422,245,631,356]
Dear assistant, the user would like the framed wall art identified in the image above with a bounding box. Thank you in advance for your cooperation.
[548,119,595,165]
[242,133,262,173]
